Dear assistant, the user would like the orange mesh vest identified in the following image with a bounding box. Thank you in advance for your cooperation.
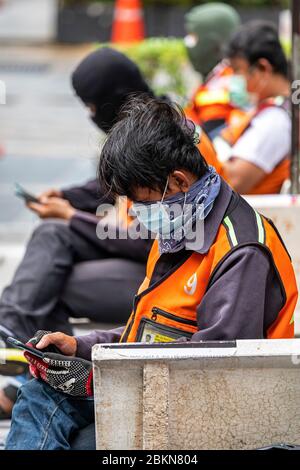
[196,126,224,176]
[117,196,135,228]
[185,62,236,126]
[120,194,297,343]
[221,98,290,195]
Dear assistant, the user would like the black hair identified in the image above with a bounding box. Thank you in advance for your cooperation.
[98,95,208,200]
[227,20,288,77]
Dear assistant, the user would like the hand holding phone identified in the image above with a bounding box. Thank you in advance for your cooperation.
[7,335,93,397]
[15,183,39,204]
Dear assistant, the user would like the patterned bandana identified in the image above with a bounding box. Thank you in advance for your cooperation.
[159,166,221,254]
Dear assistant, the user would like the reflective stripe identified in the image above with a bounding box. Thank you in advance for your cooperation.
[0,348,28,363]
[255,211,265,244]
[195,89,229,107]
[223,216,238,247]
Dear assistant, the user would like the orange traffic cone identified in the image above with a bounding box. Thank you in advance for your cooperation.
[111,0,145,44]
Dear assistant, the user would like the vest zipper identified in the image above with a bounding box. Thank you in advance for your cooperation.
[151,307,197,327]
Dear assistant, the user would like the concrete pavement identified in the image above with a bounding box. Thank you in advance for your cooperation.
[0,44,100,159]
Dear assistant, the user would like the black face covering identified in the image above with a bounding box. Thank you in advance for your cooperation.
[71,47,153,133]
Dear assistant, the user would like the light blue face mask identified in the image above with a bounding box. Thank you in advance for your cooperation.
[132,167,221,253]
[132,178,187,236]
[228,74,250,109]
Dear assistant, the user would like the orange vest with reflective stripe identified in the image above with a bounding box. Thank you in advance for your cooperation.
[120,194,297,343]
[185,62,236,126]
[221,99,290,195]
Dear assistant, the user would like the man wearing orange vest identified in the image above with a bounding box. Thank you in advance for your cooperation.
[216,21,291,195]
[6,96,297,450]
[184,3,244,138]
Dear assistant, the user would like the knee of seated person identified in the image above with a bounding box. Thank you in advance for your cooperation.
[17,378,65,401]
[16,378,46,402]
[32,219,69,240]
[14,379,70,414]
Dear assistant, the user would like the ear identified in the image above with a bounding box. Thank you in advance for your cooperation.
[256,58,273,75]
[168,170,194,193]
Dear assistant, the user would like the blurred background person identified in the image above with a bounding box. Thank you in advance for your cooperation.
[184,2,245,139]
[217,21,291,195]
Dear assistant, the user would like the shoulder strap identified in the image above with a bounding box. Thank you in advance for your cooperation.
[222,193,266,247]
[220,96,290,146]
[255,96,290,117]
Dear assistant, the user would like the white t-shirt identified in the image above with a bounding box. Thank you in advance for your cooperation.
[230,106,291,173]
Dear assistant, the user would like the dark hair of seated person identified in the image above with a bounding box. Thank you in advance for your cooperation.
[226,20,288,78]
[98,94,208,200]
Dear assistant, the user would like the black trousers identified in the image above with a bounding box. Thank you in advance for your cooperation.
[0,220,145,342]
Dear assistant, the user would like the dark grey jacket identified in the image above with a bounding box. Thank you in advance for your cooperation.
[62,179,110,214]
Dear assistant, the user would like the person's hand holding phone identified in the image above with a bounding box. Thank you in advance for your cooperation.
[24,331,93,397]
[15,184,75,220]
[38,188,63,202]
[31,331,77,356]
[27,197,76,220]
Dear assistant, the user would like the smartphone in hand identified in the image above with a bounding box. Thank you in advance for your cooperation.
[15,183,39,204]
[6,337,45,359]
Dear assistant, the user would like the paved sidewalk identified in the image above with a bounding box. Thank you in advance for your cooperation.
[0,44,100,159]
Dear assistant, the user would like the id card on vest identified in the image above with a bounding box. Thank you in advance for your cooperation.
[137,318,193,343]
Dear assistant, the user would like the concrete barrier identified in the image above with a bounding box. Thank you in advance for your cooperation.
[93,340,300,450]
[246,195,300,336]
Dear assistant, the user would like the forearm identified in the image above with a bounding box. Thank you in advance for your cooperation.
[62,179,114,213]
[223,159,265,194]
[75,327,125,360]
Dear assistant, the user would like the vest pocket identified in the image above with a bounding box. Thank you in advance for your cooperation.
[151,307,198,327]
[136,318,194,343]
[136,306,197,343]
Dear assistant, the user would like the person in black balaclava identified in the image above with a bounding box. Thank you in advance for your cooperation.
[33,47,153,213]
[72,47,153,132]
[0,48,153,419]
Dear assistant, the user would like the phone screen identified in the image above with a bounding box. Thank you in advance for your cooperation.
[6,337,45,359]
[15,183,39,204]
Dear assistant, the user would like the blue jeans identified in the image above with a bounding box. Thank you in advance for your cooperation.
[5,379,95,450]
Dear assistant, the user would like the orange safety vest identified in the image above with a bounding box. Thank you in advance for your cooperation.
[185,62,237,127]
[221,98,291,195]
[196,125,224,176]
[117,196,135,228]
[120,194,298,343]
